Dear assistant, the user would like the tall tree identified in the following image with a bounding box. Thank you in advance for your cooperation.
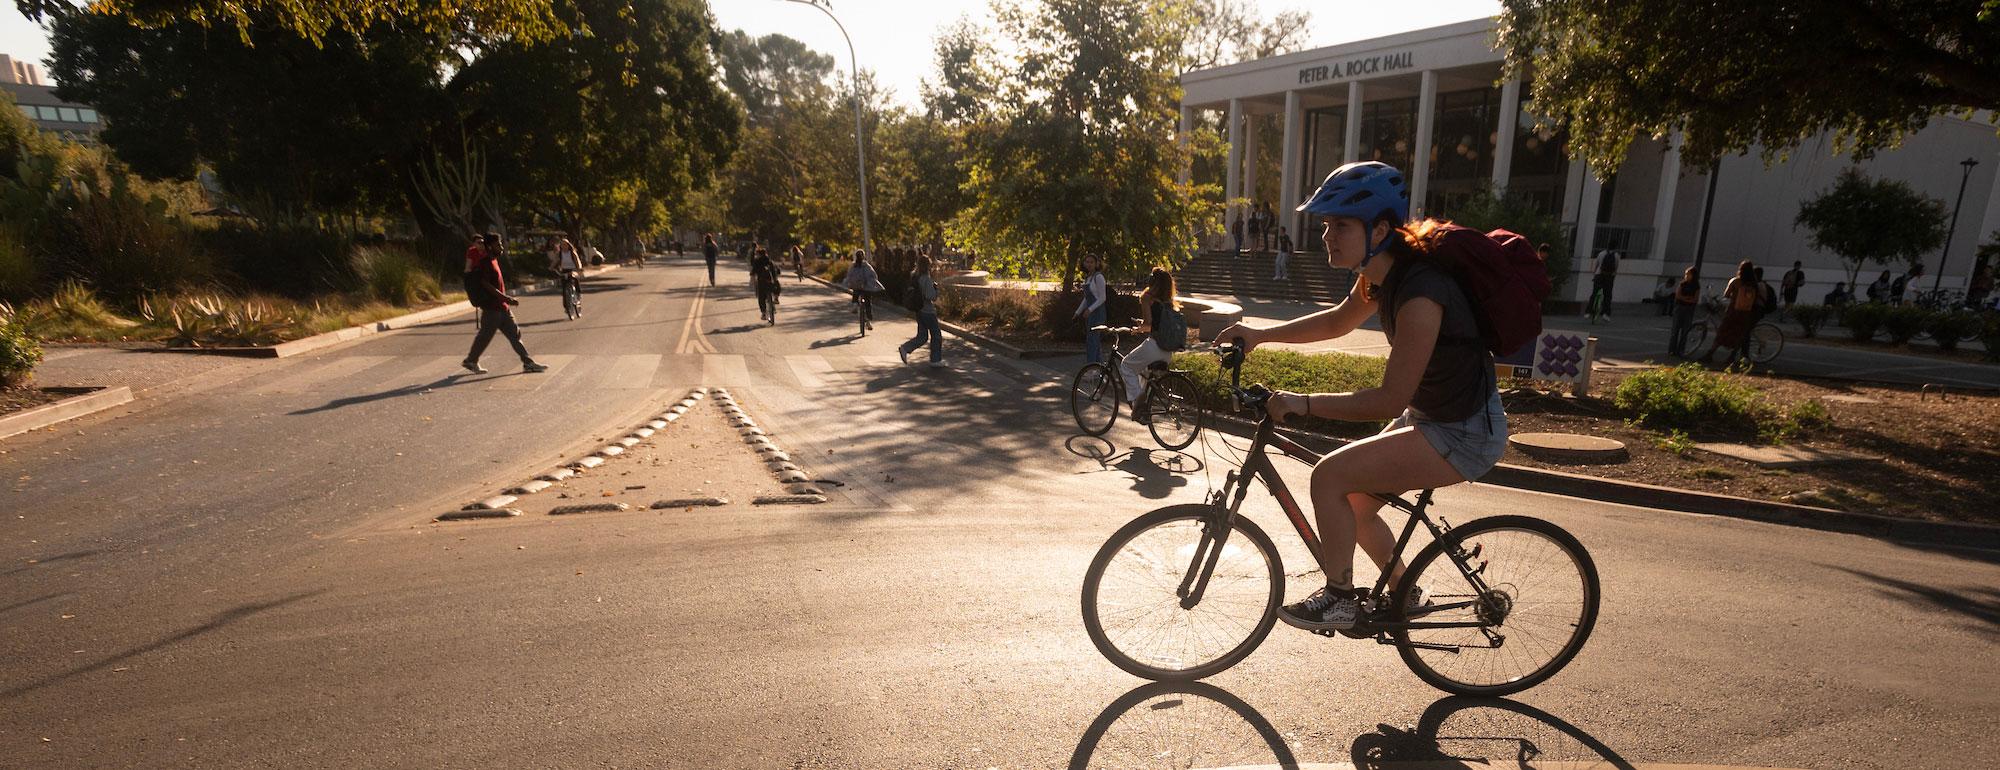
[953,0,1212,286]
[1499,0,2000,173]
[1795,168,1949,287]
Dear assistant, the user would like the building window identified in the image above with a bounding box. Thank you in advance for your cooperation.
[1356,98,1417,173]
[15,104,33,120]
[1505,93,1570,218]
[1426,87,1503,217]
[78,108,99,123]
[56,107,80,123]
[34,105,60,121]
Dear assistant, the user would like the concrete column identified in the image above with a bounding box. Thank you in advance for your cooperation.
[1561,159,1586,224]
[1968,149,2000,286]
[1491,78,1521,193]
[1244,112,1261,211]
[1343,80,1363,164]
[1649,133,1682,262]
[1178,106,1194,186]
[1226,98,1243,226]
[1409,70,1438,218]
[1573,164,1603,299]
[1281,90,1303,238]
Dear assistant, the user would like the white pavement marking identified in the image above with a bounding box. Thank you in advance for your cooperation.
[252,355,396,394]
[786,354,842,388]
[654,353,706,387]
[675,284,717,354]
[483,354,580,390]
[600,354,663,389]
[701,354,751,385]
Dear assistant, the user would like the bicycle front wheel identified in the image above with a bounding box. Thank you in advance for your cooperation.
[1071,363,1120,435]
[1681,320,1711,359]
[1082,504,1283,681]
[1391,515,1599,696]
[1146,372,1204,450]
[1746,323,1784,363]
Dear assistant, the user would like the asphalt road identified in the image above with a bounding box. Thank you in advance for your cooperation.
[3,257,1996,768]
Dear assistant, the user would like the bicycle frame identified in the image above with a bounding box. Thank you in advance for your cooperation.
[1176,409,1497,635]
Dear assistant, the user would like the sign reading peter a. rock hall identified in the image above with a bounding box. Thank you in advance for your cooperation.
[1298,51,1415,85]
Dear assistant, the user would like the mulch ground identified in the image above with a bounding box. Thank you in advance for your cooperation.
[0,384,70,417]
[1501,370,2000,527]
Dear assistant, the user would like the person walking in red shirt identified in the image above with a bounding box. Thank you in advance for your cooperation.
[462,232,548,374]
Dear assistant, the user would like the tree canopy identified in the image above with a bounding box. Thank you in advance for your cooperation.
[17,0,562,47]
[1499,0,2000,173]
[1795,168,1949,286]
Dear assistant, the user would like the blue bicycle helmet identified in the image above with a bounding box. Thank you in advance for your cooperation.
[1295,161,1409,263]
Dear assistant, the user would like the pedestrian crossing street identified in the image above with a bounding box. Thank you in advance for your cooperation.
[239,350,1062,397]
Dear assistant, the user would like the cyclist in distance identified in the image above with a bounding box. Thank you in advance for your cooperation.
[843,249,885,333]
[1215,161,1508,632]
[548,237,583,311]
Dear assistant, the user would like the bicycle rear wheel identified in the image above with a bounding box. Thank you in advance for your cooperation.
[1146,372,1204,450]
[1071,363,1120,435]
[1391,515,1599,696]
[1082,504,1283,681]
[1746,323,1784,363]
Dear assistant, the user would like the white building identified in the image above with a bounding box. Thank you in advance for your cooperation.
[1182,18,2000,305]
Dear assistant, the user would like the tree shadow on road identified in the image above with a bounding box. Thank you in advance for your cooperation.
[1830,565,1999,636]
[0,590,323,700]
[1,549,99,578]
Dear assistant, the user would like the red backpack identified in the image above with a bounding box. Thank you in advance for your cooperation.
[1431,224,1549,356]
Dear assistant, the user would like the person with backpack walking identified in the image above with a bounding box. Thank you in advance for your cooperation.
[898,254,944,367]
[701,234,719,286]
[1781,261,1806,307]
[1753,267,1779,322]
[1075,254,1109,363]
[1214,161,1539,631]
[1891,263,1923,304]
[1273,227,1293,280]
[462,232,548,374]
[1866,269,1892,303]
[1117,267,1187,424]
[1589,248,1619,319]
[750,247,782,324]
[843,249,885,334]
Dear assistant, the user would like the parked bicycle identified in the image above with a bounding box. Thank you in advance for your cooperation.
[1068,326,1204,450]
[1080,341,1600,695]
[1679,296,1783,364]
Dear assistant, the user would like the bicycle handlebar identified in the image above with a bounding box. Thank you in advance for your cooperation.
[1209,338,1272,415]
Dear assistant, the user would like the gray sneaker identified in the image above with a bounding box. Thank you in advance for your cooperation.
[1279,585,1362,631]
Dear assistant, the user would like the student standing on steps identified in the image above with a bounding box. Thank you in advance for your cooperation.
[462,232,548,375]
[1273,227,1293,280]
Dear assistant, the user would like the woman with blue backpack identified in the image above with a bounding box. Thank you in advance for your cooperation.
[1215,161,1545,632]
[1117,267,1188,423]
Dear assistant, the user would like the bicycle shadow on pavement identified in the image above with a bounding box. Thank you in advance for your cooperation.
[1069,682,1636,769]
[1064,436,1203,500]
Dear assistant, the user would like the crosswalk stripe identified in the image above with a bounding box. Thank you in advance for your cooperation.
[701,353,751,385]
[652,354,705,387]
[483,354,582,390]
[601,354,663,389]
[785,354,841,389]
[252,355,396,394]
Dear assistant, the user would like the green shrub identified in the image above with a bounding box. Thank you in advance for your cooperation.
[820,261,850,284]
[1613,364,1828,444]
[0,229,33,303]
[0,304,42,387]
[1923,310,1984,352]
[1880,305,1931,344]
[1839,302,1887,341]
[1173,348,1389,436]
[353,244,442,307]
[1785,304,1831,338]
[196,223,357,298]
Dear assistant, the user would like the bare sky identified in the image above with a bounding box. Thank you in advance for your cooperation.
[1,1,1504,100]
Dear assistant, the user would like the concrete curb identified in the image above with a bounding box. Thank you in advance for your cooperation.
[0,386,135,440]
[162,264,625,359]
[1196,408,2000,550]
[715,387,826,504]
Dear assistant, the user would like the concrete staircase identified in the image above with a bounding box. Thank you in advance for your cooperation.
[1176,250,1355,303]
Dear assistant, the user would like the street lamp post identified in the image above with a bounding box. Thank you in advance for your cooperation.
[1934,157,1979,294]
[781,0,873,256]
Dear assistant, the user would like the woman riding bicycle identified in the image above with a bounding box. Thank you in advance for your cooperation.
[1215,161,1508,632]
[843,249,885,333]
[549,237,583,311]
[1118,268,1182,424]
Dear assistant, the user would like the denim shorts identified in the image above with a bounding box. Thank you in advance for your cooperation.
[1383,388,1509,481]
